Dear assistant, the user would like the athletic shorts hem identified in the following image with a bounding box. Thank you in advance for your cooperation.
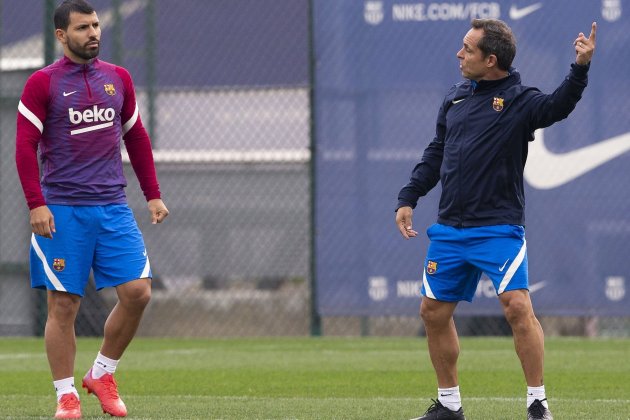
[498,285,529,295]
[31,283,85,297]
[421,292,471,303]
[95,275,152,291]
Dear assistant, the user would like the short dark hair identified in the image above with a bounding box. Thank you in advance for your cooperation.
[54,0,95,30]
[471,18,516,71]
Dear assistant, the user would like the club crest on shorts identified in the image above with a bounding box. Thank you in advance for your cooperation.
[52,258,65,272]
[493,97,504,112]
[426,260,438,275]
[104,83,116,96]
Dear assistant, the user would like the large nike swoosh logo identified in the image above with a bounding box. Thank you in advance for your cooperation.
[63,91,77,97]
[529,281,546,294]
[509,3,543,20]
[524,129,630,190]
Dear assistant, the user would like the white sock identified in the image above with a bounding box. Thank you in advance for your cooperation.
[437,385,462,411]
[53,377,79,401]
[92,352,119,379]
[527,385,548,408]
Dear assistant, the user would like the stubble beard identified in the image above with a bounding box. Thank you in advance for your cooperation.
[68,38,100,61]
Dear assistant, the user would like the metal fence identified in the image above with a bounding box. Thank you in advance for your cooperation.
[1,0,628,337]
[1,0,314,337]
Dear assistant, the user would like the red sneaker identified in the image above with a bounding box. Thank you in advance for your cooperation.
[82,369,127,417]
[55,393,81,419]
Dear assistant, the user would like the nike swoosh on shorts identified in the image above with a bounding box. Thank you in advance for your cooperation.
[524,129,630,190]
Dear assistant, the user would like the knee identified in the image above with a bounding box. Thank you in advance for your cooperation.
[420,301,446,327]
[120,282,151,308]
[502,295,533,328]
[48,293,80,322]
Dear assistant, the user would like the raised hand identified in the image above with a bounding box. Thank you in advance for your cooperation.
[575,21,596,66]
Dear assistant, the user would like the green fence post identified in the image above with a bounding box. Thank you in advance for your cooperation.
[112,0,123,65]
[44,0,56,66]
[145,0,156,142]
[308,0,321,337]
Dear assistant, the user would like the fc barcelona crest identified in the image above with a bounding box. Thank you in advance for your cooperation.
[426,261,438,275]
[493,97,504,112]
[104,83,116,96]
[53,258,65,272]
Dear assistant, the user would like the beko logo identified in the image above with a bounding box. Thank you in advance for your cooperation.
[69,106,115,124]
[68,106,115,135]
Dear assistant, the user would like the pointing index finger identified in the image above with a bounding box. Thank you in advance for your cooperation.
[589,21,597,42]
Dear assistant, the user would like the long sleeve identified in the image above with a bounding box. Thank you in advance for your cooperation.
[396,100,447,210]
[527,62,589,129]
[16,71,49,209]
[116,66,161,201]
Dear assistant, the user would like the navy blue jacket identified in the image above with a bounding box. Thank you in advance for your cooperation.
[397,63,589,227]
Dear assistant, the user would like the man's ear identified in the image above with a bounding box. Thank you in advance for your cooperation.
[55,29,66,44]
[486,54,498,69]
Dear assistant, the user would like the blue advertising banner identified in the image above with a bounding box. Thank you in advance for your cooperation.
[1,0,308,87]
[314,0,630,316]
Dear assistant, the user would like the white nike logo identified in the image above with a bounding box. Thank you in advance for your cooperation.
[143,250,147,257]
[529,281,546,294]
[63,91,77,97]
[524,129,630,190]
[452,98,466,104]
[499,259,510,272]
[509,3,543,20]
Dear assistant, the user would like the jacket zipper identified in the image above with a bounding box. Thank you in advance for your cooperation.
[457,91,472,227]
[83,65,92,99]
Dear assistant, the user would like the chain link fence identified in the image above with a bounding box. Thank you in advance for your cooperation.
[1,0,313,337]
[1,0,628,337]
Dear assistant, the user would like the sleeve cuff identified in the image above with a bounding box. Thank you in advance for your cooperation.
[571,61,590,77]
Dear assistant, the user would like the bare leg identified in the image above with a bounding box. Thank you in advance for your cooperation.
[99,278,151,359]
[45,291,82,380]
[420,297,459,387]
[499,289,545,386]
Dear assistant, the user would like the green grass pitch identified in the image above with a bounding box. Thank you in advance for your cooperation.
[1,337,628,419]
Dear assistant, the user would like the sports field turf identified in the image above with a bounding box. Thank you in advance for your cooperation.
[1,337,628,419]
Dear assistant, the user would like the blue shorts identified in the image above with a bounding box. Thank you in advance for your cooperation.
[30,204,151,296]
[421,224,528,302]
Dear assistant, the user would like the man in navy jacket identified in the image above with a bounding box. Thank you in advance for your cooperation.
[396,19,596,420]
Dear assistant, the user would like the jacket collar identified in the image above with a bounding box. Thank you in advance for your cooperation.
[60,55,99,68]
[472,67,520,91]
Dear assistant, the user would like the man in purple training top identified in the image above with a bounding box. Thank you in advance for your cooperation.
[15,0,169,418]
